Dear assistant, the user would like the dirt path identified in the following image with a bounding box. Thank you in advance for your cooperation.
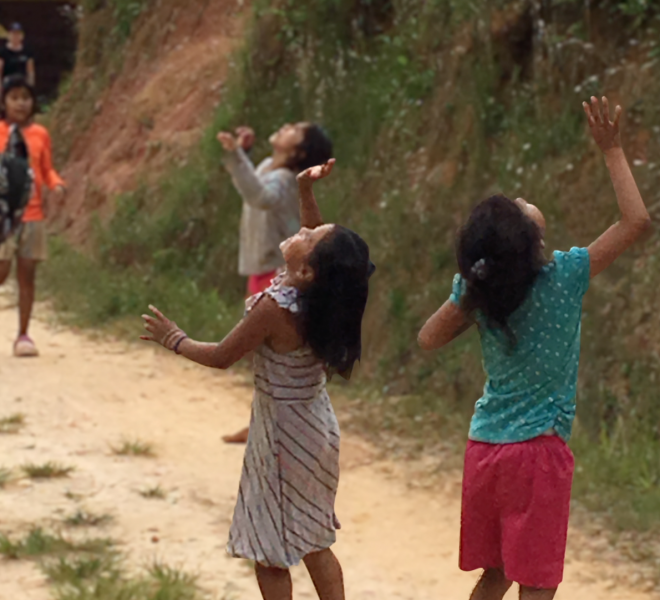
[0,293,656,600]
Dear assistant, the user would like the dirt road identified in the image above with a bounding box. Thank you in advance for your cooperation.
[0,293,656,600]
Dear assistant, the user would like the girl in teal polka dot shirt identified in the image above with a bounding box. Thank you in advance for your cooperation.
[419,97,652,600]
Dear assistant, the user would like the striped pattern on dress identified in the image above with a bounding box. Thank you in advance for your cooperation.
[227,289,341,568]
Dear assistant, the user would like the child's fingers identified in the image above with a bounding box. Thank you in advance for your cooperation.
[602,96,615,126]
[590,96,603,124]
[148,305,165,320]
[140,335,154,342]
[613,104,622,128]
[582,102,595,127]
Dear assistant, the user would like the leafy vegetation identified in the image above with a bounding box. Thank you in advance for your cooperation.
[45,0,660,532]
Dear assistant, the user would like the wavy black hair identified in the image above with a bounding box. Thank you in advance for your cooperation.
[298,225,375,380]
[456,194,547,345]
[289,124,333,172]
[1,75,38,119]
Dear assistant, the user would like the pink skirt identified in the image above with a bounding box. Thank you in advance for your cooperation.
[460,435,574,589]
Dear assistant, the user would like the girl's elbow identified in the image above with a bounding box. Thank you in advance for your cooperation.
[629,215,653,241]
[639,215,653,233]
[417,332,435,351]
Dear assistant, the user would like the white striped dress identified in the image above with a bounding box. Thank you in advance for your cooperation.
[227,277,341,568]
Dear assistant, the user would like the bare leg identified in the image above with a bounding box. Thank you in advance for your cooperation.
[17,258,37,336]
[0,260,11,286]
[223,426,250,444]
[470,569,513,600]
[303,548,345,600]
[254,563,292,600]
[520,587,557,600]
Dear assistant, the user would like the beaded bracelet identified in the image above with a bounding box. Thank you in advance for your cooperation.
[173,335,188,355]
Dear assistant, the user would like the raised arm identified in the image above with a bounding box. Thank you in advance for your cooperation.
[583,97,652,279]
[418,300,474,351]
[141,297,279,369]
[296,158,335,229]
[217,130,288,210]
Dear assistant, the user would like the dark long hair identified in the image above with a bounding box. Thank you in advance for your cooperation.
[298,226,375,380]
[1,75,38,120]
[289,124,333,172]
[456,195,546,345]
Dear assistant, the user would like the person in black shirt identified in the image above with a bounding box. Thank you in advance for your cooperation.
[0,23,35,88]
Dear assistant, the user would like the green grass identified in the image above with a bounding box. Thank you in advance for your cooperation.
[111,438,155,457]
[0,528,111,560]
[0,413,25,434]
[22,462,75,479]
[2,526,203,600]
[44,558,202,600]
[64,509,114,528]
[571,423,660,532]
[138,485,166,500]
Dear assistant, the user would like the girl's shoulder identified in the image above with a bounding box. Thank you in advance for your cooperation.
[24,123,50,138]
[545,247,590,277]
[538,247,590,296]
[246,274,300,315]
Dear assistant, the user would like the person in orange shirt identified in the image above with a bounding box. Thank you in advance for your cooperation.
[0,75,65,357]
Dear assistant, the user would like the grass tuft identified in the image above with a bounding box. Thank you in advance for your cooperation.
[64,509,114,528]
[138,485,166,500]
[111,438,155,457]
[0,413,25,434]
[22,462,75,479]
[0,467,11,488]
[0,528,111,560]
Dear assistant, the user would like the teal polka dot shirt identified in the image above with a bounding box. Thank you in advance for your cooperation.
[450,247,591,444]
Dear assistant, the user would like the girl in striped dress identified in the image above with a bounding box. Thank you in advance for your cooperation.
[141,158,374,600]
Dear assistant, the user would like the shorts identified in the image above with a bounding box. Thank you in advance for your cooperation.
[247,270,277,297]
[459,435,574,589]
[0,221,48,262]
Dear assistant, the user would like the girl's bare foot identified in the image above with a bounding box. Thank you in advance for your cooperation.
[222,426,250,444]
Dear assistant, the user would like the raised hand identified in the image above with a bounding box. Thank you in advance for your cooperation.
[297,159,336,185]
[217,131,239,152]
[235,126,255,151]
[583,96,622,153]
[141,305,187,351]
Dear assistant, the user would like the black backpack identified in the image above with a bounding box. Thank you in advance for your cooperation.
[0,125,33,244]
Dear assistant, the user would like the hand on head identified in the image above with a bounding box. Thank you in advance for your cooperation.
[583,96,622,153]
[297,159,336,185]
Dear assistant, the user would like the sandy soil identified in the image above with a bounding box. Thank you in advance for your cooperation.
[0,291,657,600]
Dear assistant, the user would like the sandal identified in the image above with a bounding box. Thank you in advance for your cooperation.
[14,335,39,357]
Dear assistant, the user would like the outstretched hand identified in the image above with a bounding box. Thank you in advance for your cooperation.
[217,131,239,152]
[583,96,622,153]
[141,305,186,350]
[297,159,336,185]
[235,126,255,151]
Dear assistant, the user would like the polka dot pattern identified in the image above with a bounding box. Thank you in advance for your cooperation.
[450,248,591,444]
